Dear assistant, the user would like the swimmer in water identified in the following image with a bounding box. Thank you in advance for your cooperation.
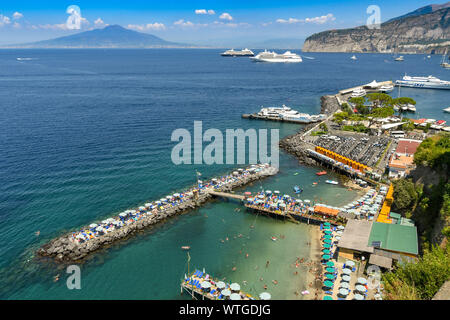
[35,231,40,236]
[245,253,249,258]
[232,267,236,271]
[54,274,60,282]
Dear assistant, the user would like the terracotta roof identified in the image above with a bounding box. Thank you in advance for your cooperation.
[395,139,421,155]
[389,155,414,169]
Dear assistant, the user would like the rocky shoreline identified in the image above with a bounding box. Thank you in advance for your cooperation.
[37,168,276,263]
[279,95,339,166]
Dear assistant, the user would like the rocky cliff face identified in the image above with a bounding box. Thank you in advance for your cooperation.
[302,8,450,54]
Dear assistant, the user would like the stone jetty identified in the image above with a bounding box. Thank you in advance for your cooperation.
[37,165,277,262]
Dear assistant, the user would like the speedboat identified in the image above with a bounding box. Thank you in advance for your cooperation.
[251,50,302,63]
[325,180,339,185]
[443,107,450,113]
[293,186,303,194]
[394,56,404,61]
[395,75,450,89]
[351,55,357,60]
[316,171,327,176]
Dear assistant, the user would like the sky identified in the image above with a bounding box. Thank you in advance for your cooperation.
[0,0,447,46]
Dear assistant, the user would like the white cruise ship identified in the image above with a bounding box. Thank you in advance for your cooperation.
[221,48,254,57]
[395,75,450,90]
[251,50,302,63]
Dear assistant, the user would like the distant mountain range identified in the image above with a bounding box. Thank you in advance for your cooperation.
[3,25,197,48]
[303,3,450,54]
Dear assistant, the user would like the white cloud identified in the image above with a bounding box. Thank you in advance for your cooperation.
[276,13,335,25]
[94,18,108,28]
[13,12,23,20]
[219,13,233,21]
[13,22,21,28]
[195,9,215,15]
[127,22,166,31]
[173,19,194,27]
[0,14,11,26]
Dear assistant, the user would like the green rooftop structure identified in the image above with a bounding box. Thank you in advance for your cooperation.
[368,222,418,256]
[389,212,402,224]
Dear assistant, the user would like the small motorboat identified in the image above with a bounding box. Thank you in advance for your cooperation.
[316,171,327,176]
[271,236,278,241]
[293,186,303,194]
[325,180,338,185]
[293,172,299,176]
[181,246,191,250]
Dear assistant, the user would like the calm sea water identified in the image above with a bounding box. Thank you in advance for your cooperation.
[0,49,448,299]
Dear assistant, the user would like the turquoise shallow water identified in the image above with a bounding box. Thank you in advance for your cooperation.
[0,49,448,299]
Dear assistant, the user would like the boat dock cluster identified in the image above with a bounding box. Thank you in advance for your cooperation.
[38,164,278,262]
[243,186,387,223]
[242,105,326,124]
[181,269,264,300]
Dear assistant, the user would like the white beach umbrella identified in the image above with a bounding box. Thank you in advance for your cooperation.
[216,281,226,290]
[339,282,350,289]
[230,283,240,291]
[200,281,212,289]
[221,289,231,296]
[259,292,271,300]
[345,260,355,267]
[230,293,241,300]
[89,223,98,228]
[357,277,367,285]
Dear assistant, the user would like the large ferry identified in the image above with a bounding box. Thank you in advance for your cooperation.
[395,75,450,90]
[251,50,302,63]
[221,48,254,57]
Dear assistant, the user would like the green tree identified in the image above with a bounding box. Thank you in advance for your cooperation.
[367,93,393,108]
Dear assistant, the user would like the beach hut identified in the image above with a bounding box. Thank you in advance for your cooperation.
[230,283,241,292]
[259,292,271,300]
[230,293,241,300]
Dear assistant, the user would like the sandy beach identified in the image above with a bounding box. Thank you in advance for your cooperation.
[303,225,323,300]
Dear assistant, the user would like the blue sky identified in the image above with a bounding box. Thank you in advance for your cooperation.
[0,1,447,45]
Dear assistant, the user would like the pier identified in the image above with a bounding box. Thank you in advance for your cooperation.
[37,164,278,262]
[208,191,245,201]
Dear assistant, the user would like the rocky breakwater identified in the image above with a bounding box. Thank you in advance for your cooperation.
[279,95,339,166]
[37,165,278,262]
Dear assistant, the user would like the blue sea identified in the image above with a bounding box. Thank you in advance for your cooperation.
[0,49,448,299]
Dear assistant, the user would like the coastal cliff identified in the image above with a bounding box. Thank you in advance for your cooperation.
[302,7,450,54]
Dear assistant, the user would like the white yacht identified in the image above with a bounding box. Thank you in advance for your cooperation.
[394,56,404,61]
[395,75,450,90]
[221,48,254,57]
[350,55,357,60]
[251,50,302,63]
[379,84,394,92]
[351,88,366,97]
[444,107,450,113]
[257,105,323,123]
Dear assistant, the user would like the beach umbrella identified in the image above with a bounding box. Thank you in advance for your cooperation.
[353,293,364,300]
[357,277,367,285]
[323,239,332,244]
[324,230,332,235]
[259,292,271,300]
[342,268,351,275]
[324,234,333,240]
[265,190,272,194]
[339,282,350,289]
[336,231,343,235]
[324,222,331,226]
[335,236,341,240]
[325,267,335,273]
[101,219,109,224]
[325,273,335,280]
[95,226,103,232]
[337,226,345,230]
[342,275,351,282]
[221,289,231,297]
[323,280,334,288]
[216,281,226,290]
[322,244,331,250]
[339,288,349,296]
[345,260,355,267]
[323,295,333,300]
[322,254,331,261]
[89,223,98,228]
[201,281,212,290]
[355,285,366,292]
[119,212,127,218]
[230,283,241,291]
[322,249,331,255]
[274,190,280,194]
[323,225,331,230]
[230,293,241,300]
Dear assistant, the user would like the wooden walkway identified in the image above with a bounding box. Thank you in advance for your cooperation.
[208,191,245,201]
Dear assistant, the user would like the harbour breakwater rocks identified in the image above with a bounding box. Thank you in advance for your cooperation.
[37,166,278,263]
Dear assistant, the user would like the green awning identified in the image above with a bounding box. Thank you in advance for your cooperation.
[322,249,331,254]
[323,243,331,248]
[324,222,331,226]
[323,280,334,287]
[323,295,333,300]
[323,239,332,244]
[324,234,333,239]
[322,254,330,260]
[324,230,332,234]
[326,267,335,273]
[326,261,335,267]
[325,273,335,280]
